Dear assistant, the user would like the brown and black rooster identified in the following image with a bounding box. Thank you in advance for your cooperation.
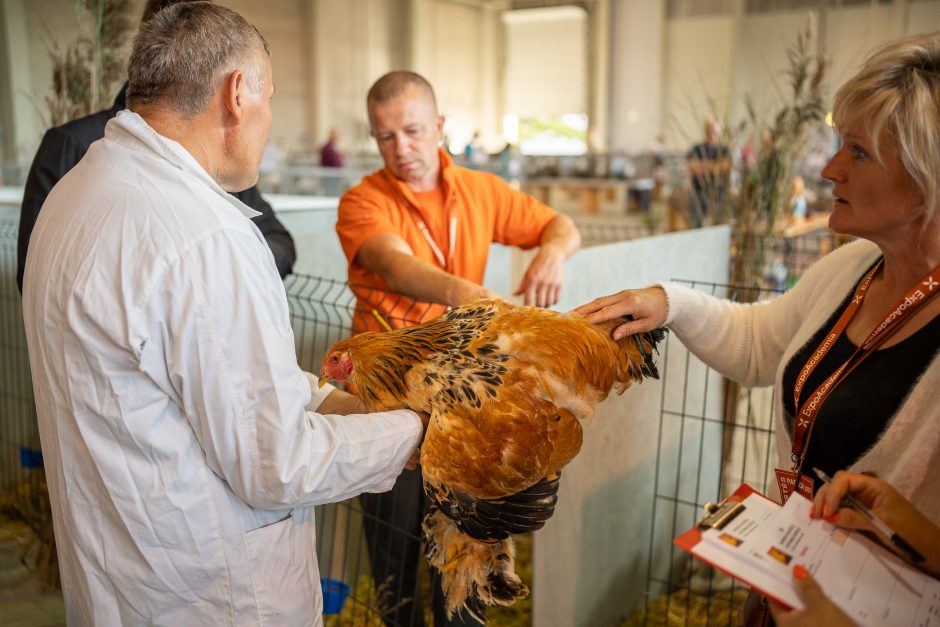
[320,298,664,622]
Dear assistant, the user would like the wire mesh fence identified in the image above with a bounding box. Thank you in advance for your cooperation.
[640,280,784,626]
[0,220,45,516]
[730,227,845,291]
[0,215,837,625]
[284,274,443,370]
[284,273,444,626]
[571,216,669,249]
[571,215,840,282]
[313,481,431,626]
[288,273,795,627]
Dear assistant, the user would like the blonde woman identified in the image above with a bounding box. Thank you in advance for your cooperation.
[579,31,940,624]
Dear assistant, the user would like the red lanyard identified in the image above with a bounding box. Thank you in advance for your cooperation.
[383,171,456,272]
[790,259,940,467]
[414,214,456,271]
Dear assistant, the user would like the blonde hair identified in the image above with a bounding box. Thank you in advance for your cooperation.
[832,32,940,219]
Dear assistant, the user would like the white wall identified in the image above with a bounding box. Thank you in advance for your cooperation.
[307,0,398,155]
[4,0,316,159]
[825,4,906,93]
[532,225,732,627]
[0,0,33,163]
[663,14,737,147]
[418,0,497,151]
[309,0,501,156]
[6,1,940,165]
[908,0,940,31]
[227,0,311,153]
[608,0,666,153]
[730,10,809,128]
[657,2,940,154]
[2,0,144,162]
[503,6,588,117]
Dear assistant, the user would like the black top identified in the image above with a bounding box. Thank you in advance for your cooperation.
[782,283,940,487]
[17,86,296,292]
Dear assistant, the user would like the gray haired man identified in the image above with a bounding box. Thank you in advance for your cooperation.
[22,3,426,625]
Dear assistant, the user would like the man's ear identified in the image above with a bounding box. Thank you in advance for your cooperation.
[221,69,247,123]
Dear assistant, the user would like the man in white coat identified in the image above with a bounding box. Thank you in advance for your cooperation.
[21,3,426,625]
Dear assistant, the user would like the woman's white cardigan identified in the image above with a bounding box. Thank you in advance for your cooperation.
[660,239,940,522]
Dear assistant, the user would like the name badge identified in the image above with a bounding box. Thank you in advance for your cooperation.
[774,468,814,503]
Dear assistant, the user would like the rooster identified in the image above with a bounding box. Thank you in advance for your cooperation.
[320,298,664,622]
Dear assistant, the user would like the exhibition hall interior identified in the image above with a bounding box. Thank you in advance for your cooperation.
[1,0,938,625]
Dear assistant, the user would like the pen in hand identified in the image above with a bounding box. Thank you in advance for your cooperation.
[813,467,925,564]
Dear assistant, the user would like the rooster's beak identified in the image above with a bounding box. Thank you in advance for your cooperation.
[318,377,328,388]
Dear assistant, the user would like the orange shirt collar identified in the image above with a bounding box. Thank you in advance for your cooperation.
[380,148,456,210]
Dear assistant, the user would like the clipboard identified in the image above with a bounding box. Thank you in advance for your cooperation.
[673,483,940,624]
[673,483,795,609]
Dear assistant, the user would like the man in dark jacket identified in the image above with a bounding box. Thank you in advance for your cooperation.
[17,0,295,292]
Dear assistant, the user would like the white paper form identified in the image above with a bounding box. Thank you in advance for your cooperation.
[745,493,940,626]
[691,493,804,608]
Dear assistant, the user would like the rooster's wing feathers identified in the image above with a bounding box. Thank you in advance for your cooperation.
[417,355,562,499]
[424,473,560,543]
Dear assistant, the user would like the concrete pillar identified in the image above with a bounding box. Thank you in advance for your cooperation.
[587,0,610,152]
[409,0,432,78]
[0,0,37,165]
[479,2,503,149]
[303,0,319,153]
[727,0,746,127]
[307,0,402,153]
[608,0,666,153]
[390,0,411,70]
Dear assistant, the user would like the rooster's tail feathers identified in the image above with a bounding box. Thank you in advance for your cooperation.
[632,326,667,380]
[423,508,528,622]
[616,315,667,381]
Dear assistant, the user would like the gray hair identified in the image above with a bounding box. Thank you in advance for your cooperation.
[140,0,202,23]
[127,1,269,118]
[833,31,940,218]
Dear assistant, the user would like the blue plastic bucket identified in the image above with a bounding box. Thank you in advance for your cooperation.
[19,446,44,469]
[320,578,350,615]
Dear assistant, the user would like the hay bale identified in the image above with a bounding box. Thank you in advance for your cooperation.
[619,587,749,627]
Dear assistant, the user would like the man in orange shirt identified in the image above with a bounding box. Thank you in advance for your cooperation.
[337,71,579,332]
[336,71,580,626]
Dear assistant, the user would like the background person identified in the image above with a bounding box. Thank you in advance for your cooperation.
[686,117,731,227]
[577,30,940,623]
[16,0,296,291]
[319,126,345,167]
[22,4,425,624]
[335,70,580,626]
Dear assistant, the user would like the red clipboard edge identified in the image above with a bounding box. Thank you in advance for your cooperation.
[672,483,795,611]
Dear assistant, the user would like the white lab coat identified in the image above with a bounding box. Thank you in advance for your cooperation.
[22,111,423,626]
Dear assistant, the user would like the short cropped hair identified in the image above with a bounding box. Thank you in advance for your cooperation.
[127,1,269,118]
[140,0,201,23]
[833,31,940,217]
[366,71,438,118]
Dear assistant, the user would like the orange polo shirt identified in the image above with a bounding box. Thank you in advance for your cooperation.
[337,148,556,331]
